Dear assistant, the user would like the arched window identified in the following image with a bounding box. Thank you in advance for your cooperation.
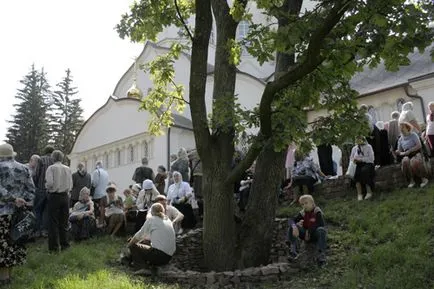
[237,21,249,40]
[143,142,149,158]
[128,145,134,163]
[104,153,109,168]
[116,149,121,167]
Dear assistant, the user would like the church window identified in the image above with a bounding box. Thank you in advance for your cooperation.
[396,98,405,112]
[237,21,250,55]
[104,153,109,168]
[368,106,378,124]
[237,21,249,40]
[128,145,134,163]
[143,142,149,158]
[116,149,121,167]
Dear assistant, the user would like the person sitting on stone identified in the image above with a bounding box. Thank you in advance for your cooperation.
[350,136,375,201]
[147,195,184,235]
[127,202,176,267]
[291,151,325,199]
[395,122,429,188]
[167,171,196,230]
[286,194,327,266]
[105,184,125,237]
[69,187,96,241]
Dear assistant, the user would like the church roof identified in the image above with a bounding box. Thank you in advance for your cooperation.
[350,44,434,96]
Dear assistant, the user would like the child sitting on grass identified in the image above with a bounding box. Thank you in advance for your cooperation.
[287,194,327,266]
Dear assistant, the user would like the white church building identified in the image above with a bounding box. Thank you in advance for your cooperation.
[69,1,434,189]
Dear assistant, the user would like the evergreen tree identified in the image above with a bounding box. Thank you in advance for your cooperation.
[50,69,84,156]
[6,64,51,162]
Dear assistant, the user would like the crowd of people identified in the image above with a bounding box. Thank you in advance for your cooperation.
[1,101,433,284]
[0,144,204,284]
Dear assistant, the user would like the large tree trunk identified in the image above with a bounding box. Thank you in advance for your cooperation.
[237,0,302,267]
[202,156,237,271]
[199,0,239,271]
[238,144,286,268]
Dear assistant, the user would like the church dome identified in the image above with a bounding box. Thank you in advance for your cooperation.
[127,81,143,99]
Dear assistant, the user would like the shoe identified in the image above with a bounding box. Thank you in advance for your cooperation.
[357,194,363,201]
[287,251,299,262]
[317,253,327,266]
[408,182,415,188]
[364,193,373,200]
[420,178,429,188]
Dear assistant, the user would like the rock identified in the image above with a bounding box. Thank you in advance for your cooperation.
[260,265,280,275]
[206,272,216,285]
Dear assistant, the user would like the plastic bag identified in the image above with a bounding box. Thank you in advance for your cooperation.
[346,161,357,179]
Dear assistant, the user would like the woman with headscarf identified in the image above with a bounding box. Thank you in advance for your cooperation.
[350,136,375,201]
[399,101,421,133]
[69,187,95,241]
[0,144,35,285]
[167,171,196,230]
[395,122,429,188]
[170,148,190,183]
[134,179,160,232]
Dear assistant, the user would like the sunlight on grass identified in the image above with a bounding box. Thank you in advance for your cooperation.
[54,270,143,289]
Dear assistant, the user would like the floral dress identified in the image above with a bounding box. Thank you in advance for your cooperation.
[0,158,35,268]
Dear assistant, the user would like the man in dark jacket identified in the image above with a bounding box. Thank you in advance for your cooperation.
[33,145,55,237]
[70,163,91,207]
[132,157,154,185]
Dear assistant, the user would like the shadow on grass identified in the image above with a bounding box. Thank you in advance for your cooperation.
[9,236,181,289]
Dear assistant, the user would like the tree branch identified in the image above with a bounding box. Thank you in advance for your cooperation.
[174,0,194,41]
[189,0,213,160]
[259,0,352,138]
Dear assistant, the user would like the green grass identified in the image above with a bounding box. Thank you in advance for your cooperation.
[276,187,434,289]
[7,187,434,289]
[9,236,180,289]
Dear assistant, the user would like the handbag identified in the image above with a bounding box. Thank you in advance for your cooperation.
[10,207,36,244]
[345,161,357,179]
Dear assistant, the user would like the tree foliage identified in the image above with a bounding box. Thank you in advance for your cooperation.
[6,65,51,162]
[6,66,84,162]
[50,69,84,156]
[117,0,434,270]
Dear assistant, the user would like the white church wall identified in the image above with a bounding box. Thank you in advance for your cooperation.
[72,98,152,153]
[410,77,434,122]
[169,127,196,157]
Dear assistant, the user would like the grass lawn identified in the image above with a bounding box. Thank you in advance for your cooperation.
[6,187,434,289]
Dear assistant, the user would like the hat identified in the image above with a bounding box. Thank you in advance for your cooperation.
[131,183,141,193]
[142,179,154,190]
[106,183,117,192]
[0,144,17,158]
[154,195,167,201]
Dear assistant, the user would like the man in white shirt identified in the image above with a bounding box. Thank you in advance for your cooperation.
[128,203,176,267]
[45,150,73,252]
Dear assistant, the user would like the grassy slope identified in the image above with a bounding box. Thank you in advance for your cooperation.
[272,187,434,289]
[7,187,434,289]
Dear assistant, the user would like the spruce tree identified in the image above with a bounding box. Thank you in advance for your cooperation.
[6,65,51,162]
[50,69,84,156]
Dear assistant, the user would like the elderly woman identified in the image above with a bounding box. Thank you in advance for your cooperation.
[167,171,196,230]
[291,152,325,199]
[127,203,176,267]
[399,102,421,133]
[69,187,95,241]
[395,122,429,188]
[0,144,35,285]
[350,136,375,201]
[170,148,190,184]
[134,180,160,232]
[105,184,125,237]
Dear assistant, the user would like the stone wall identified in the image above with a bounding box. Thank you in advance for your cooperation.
[317,159,433,199]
